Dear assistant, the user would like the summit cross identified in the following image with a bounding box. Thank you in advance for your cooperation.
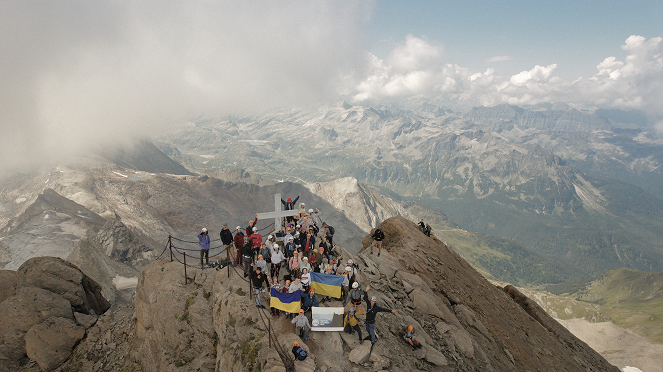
[256,194,299,240]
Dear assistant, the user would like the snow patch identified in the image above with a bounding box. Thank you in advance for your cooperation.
[112,171,128,178]
[113,276,138,290]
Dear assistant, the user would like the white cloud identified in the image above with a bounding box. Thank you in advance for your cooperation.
[353,35,663,117]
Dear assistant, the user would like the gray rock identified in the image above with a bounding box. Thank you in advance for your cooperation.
[18,256,111,315]
[0,269,18,302]
[348,341,372,364]
[74,311,98,328]
[25,317,85,371]
[436,321,474,358]
[424,346,448,366]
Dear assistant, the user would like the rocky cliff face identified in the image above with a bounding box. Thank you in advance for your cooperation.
[0,257,110,371]
[55,216,619,371]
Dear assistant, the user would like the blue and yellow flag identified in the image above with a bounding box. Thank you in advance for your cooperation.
[310,272,344,298]
[270,288,301,313]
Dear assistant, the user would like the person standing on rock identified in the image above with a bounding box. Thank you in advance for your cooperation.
[242,237,253,277]
[233,226,244,266]
[363,292,397,345]
[249,265,269,308]
[220,223,233,257]
[245,214,258,237]
[281,193,301,224]
[370,228,385,257]
[198,228,211,269]
[344,307,364,344]
[291,309,311,341]
[344,282,367,310]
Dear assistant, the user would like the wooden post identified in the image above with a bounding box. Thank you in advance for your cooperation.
[183,253,188,285]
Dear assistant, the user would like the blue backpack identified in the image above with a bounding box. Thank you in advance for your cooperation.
[294,346,307,361]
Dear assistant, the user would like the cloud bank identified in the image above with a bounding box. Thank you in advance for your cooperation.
[1,1,662,172]
[0,1,371,171]
[353,34,663,116]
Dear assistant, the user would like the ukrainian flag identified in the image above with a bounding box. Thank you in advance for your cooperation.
[270,289,301,313]
[310,272,343,298]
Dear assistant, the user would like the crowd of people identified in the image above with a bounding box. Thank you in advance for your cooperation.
[196,193,429,358]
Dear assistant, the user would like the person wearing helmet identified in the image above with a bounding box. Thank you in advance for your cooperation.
[344,306,364,343]
[281,193,301,224]
[284,236,296,259]
[233,226,245,266]
[198,228,211,269]
[363,291,397,344]
[344,282,368,309]
[340,266,351,299]
[249,225,263,259]
[288,249,300,278]
[308,208,322,233]
[245,213,258,236]
[270,243,285,278]
[291,340,307,361]
[291,308,311,341]
[346,259,357,288]
[370,228,385,257]
[256,254,268,274]
[269,276,282,318]
[404,325,422,349]
[299,202,306,214]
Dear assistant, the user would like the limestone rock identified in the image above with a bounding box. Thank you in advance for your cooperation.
[348,340,372,364]
[25,316,85,371]
[17,256,110,314]
[436,321,474,358]
[358,253,380,277]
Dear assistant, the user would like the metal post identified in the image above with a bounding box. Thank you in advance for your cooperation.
[169,235,173,262]
[227,245,230,277]
[183,253,187,285]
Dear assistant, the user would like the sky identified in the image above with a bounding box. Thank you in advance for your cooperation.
[1,0,662,172]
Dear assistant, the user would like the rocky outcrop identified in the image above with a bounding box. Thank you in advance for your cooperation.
[58,216,619,372]
[0,257,109,371]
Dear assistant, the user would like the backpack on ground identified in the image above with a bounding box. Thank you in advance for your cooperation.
[294,346,307,361]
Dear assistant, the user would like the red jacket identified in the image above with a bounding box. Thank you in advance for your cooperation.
[249,233,263,248]
[234,232,244,249]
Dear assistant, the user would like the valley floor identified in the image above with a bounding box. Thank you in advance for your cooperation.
[558,318,663,372]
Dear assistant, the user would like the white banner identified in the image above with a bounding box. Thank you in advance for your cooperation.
[311,307,344,332]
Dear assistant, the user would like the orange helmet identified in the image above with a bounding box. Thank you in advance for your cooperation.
[407,325,413,332]
[293,340,300,347]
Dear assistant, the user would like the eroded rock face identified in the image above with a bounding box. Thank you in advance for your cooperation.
[0,257,109,371]
[0,269,18,302]
[18,256,111,315]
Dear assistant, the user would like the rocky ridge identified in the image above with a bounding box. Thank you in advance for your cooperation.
[55,216,619,371]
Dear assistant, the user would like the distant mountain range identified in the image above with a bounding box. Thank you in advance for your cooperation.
[156,102,663,281]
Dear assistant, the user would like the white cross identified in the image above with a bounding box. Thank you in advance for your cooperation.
[256,194,299,240]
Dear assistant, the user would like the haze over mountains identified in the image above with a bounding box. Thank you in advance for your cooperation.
[157,101,663,284]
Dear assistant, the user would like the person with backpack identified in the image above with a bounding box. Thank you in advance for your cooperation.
[343,307,364,344]
[370,228,385,257]
[291,340,307,361]
[291,309,311,340]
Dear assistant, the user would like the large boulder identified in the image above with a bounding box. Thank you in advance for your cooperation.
[17,256,110,315]
[25,316,85,371]
[0,286,73,371]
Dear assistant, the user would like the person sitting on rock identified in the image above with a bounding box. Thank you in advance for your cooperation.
[423,224,432,237]
[418,219,425,231]
[291,340,307,361]
[249,265,269,309]
[291,309,310,340]
[301,287,319,312]
[404,325,423,350]
[344,307,364,344]
[370,228,385,257]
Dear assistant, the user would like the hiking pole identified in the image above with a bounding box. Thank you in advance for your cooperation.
[184,253,187,285]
